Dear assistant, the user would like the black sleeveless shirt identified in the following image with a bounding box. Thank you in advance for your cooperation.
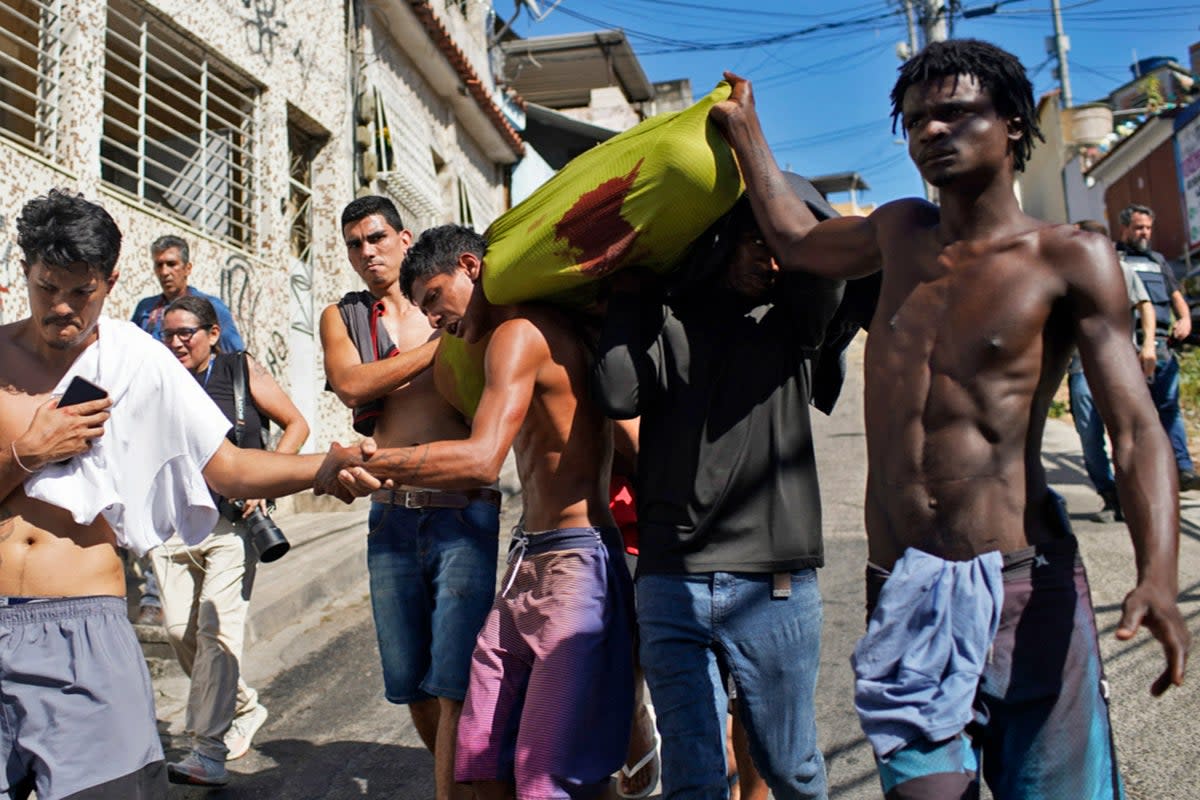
[195,352,267,450]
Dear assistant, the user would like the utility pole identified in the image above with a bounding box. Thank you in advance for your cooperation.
[910,1,948,202]
[920,0,949,47]
[899,0,919,59]
[1050,0,1073,108]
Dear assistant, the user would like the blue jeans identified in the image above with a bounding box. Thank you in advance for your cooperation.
[1149,355,1194,472]
[366,500,499,703]
[637,571,827,800]
[1067,371,1114,495]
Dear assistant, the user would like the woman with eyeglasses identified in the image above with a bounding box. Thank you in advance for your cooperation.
[151,294,309,787]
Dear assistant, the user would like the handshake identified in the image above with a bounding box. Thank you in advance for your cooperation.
[313,438,390,502]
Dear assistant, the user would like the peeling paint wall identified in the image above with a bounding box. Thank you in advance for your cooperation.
[0,0,515,468]
[0,0,356,455]
[359,2,508,232]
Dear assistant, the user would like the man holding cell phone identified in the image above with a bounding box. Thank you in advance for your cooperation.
[0,189,364,800]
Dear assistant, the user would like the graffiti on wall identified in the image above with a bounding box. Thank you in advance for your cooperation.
[289,255,314,337]
[241,0,288,66]
[220,253,260,351]
[220,254,291,380]
[263,329,289,381]
[0,214,21,325]
[293,39,316,88]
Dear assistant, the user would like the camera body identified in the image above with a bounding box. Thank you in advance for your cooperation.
[219,498,290,563]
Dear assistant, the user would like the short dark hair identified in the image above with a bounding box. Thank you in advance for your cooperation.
[1119,204,1155,227]
[890,38,1043,172]
[17,189,122,277]
[151,234,190,263]
[400,224,486,301]
[165,294,219,329]
[341,195,404,233]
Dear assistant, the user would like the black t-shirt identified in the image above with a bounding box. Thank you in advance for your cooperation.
[594,273,844,575]
[196,352,267,450]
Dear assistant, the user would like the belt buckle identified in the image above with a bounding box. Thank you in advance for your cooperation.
[403,490,429,509]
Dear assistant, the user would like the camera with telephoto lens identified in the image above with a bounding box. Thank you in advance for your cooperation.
[219,498,290,563]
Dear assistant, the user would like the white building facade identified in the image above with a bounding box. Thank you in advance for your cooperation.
[0,0,520,469]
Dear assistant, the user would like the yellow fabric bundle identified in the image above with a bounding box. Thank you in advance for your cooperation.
[434,332,490,420]
[437,82,743,417]
[481,81,744,306]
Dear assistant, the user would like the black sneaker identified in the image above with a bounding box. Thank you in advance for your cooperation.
[1180,470,1200,492]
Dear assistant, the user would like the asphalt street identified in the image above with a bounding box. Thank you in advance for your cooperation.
[160,338,1200,799]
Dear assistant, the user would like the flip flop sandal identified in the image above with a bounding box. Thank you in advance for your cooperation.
[616,732,661,799]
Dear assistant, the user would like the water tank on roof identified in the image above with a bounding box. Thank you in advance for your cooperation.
[1067,103,1114,146]
[1131,56,1175,77]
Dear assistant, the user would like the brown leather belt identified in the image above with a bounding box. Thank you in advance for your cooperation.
[370,487,502,509]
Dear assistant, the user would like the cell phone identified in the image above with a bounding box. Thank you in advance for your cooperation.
[58,376,108,408]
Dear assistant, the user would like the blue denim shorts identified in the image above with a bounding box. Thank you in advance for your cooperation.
[366,499,499,703]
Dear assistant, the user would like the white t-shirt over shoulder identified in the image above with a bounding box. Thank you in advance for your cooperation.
[24,317,231,555]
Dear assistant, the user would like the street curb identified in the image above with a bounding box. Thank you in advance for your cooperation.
[245,504,372,644]
[136,503,372,667]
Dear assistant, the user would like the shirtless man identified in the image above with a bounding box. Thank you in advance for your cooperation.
[320,196,499,800]
[333,224,634,800]
[710,39,1189,799]
[0,189,352,799]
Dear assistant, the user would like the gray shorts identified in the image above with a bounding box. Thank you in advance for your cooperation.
[1,595,166,799]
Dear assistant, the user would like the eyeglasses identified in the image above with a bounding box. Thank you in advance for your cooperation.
[161,326,204,343]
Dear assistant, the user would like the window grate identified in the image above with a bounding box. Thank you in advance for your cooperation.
[0,0,64,157]
[287,123,320,266]
[100,0,259,248]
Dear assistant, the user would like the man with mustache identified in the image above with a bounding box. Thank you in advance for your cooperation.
[0,189,354,799]
[320,196,499,800]
[711,39,1189,799]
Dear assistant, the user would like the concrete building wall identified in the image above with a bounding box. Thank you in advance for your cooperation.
[1,0,517,469]
[1063,154,1106,224]
[359,6,508,233]
[557,86,643,132]
[1104,137,1188,259]
[1018,96,1069,224]
[0,0,357,464]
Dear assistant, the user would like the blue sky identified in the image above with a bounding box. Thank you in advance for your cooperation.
[512,1,1200,205]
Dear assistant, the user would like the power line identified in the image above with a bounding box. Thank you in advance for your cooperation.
[754,41,894,88]
[590,0,888,20]
[551,3,907,54]
[773,116,893,151]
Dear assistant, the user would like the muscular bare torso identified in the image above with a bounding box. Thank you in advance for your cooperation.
[0,324,124,597]
[864,202,1078,568]
[374,301,470,451]
[502,308,615,533]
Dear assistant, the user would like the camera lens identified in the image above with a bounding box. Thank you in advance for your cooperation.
[245,508,290,563]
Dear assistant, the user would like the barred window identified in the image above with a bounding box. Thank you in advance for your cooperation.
[0,0,64,157]
[101,0,259,247]
[287,120,321,265]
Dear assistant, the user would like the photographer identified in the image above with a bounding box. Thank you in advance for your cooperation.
[151,295,309,786]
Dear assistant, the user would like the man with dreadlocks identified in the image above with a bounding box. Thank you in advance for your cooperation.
[711,38,1189,799]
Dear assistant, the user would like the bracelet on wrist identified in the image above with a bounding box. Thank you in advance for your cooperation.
[10,441,36,474]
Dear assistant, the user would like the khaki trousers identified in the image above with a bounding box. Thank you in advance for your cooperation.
[151,518,261,760]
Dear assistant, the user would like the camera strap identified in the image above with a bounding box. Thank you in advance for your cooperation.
[231,351,248,448]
